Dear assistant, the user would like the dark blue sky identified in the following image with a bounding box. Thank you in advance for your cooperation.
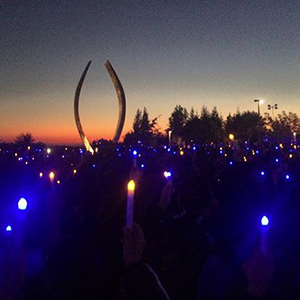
[1,0,300,143]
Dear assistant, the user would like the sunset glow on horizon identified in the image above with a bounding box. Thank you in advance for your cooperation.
[1,1,300,144]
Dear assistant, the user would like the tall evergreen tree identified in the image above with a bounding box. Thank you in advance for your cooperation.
[133,109,142,136]
[269,111,300,142]
[124,107,159,145]
[225,111,265,142]
[168,105,188,143]
[210,106,224,142]
[184,106,223,144]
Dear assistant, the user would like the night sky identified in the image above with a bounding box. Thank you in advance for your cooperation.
[1,0,300,144]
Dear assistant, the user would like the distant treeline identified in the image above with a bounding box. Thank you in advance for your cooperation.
[124,106,300,145]
[2,107,299,148]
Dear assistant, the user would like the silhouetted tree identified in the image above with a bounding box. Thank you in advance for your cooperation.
[133,109,143,137]
[168,105,188,144]
[189,107,198,120]
[15,133,35,149]
[184,106,223,144]
[124,107,159,145]
[286,111,300,133]
[210,106,224,142]
[269,111,300,142]
[225,111,265,143]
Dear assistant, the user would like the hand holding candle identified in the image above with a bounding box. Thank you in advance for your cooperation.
[129,166,142,184]
[123,223,146,266]
[260,215,269,255]
[126,180,135,227]
[163,171,172,184]
[132,150,138,168]
[159,171,173,210]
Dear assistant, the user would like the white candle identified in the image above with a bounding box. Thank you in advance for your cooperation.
[261,228,268,255]
[126,180,135,227]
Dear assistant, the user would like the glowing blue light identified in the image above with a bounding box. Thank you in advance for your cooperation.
[133,150,138,156]
[164,171,172,179]
[261,216,269,226]
[275,146,279,150]
[6,225,12,232]
[118,154,122,157]
[18,197,28,210]
[141,164,145,168]
[92,164,96,168]
[261,171,265,176]
[193,146,196,151]
[79,149,84,154]
[220,151,223,154]
[229,161,233,165]
[275,159,279,163]
[256,150,259,154]
[167,148,171,152]
[285,174,290,180]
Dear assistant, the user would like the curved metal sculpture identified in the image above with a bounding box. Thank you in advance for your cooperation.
[105,60,126,144]
[74,61,94,154]
[74,60,126,153]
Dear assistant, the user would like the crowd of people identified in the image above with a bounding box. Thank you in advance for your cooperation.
[1,139,300,299]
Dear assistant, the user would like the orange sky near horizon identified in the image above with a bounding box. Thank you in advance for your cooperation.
[2,1,300,145]
[1,74,300,146]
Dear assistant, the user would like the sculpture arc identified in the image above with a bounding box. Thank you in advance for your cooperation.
[74,61,94,154]
[105,60,126,143]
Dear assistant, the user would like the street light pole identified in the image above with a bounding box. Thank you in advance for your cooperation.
[168,130,172,146]
[254,99,264,115]
[254,99,264,145]
[254,99,260,115]
[267,104,278,119]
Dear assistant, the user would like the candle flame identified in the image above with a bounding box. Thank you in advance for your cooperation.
[127,180,135,191]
